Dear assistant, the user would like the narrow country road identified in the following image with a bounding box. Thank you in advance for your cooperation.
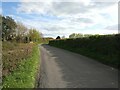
[38,44,118,88]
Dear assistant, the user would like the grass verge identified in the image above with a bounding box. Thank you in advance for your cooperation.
[3,45,40,88]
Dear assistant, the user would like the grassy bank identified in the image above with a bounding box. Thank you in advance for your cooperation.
[49,34,120,69]
[2,42,33,77]
[3,42,40,88]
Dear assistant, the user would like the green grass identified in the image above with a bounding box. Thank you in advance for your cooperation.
[3,45,40,88]
[2,42,34,77]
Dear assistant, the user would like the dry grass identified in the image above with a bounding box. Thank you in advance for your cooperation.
[2,42,34,77]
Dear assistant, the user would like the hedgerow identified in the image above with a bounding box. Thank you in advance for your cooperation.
[49,34,120,69]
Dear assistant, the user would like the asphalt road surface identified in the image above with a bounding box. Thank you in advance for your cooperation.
[38,44,118,88]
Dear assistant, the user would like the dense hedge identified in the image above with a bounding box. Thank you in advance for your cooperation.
[49,34,120,69]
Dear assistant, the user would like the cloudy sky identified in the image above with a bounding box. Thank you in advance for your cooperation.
[2,0,118,38]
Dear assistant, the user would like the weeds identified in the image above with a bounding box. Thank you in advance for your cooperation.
[2,42,40,88]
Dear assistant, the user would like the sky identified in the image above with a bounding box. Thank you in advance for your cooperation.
[1,0,118,38]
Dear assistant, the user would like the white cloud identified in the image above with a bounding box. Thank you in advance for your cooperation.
[105,24,118,30]
[14,1,118,38]
[17,2,51,14]
[3,0,118,2]
[17,1,115,15]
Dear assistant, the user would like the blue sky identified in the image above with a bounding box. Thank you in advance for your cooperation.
[2,0,118,38]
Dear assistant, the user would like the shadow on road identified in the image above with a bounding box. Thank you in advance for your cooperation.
[39,44,118,88]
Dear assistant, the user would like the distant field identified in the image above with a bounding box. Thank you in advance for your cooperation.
[2,42,40,88]
[49,34,120,69]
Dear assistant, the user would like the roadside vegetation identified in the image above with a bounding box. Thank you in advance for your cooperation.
[2,42,33,77]
[1,13,119,88]
[3,42,40,88]
[49,34,120,69]
[1,15,52,88]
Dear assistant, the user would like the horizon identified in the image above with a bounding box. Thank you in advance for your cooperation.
[1,0,118,38]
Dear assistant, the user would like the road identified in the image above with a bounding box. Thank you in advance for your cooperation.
[38,44,118,88]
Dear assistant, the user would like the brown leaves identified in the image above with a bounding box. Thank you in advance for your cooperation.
[2,43,34,77]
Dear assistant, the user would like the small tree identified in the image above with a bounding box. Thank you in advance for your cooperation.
[28,29,42,42]
[62,36,65,39]
[84,34,92,37]
[2,16,17,41]
[69,33,76,38]
[69,33,83,38]
[56,36,61,39]
[16,22,28,43]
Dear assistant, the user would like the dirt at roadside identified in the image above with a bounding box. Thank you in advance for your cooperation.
[2,42,34,77]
